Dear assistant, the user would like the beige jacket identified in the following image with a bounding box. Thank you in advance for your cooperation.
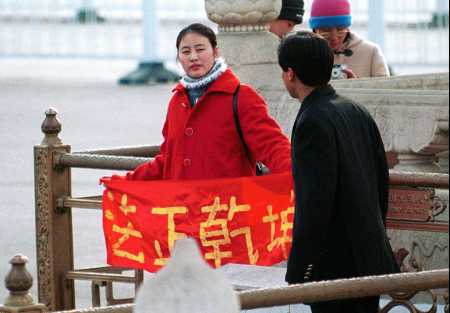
[335,32,390,78]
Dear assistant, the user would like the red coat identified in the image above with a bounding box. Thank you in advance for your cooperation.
[128,69,291,181]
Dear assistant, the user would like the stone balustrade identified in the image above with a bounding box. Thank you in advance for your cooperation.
[333,73,450,90]
[265,88,450,173]
[338,88,448,173]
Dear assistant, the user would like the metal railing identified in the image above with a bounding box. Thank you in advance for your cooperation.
[0,254,448,313]
[239,270,449,311]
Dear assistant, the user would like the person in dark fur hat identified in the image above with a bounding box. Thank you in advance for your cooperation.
[269,0,305,38]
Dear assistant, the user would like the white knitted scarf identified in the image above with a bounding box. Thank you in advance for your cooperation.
[180,58,228,90]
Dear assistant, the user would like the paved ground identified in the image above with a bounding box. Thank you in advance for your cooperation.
[0,58,445,312]
[0,57,172,307]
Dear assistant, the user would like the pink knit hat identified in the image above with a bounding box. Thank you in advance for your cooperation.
[309,0,352,29]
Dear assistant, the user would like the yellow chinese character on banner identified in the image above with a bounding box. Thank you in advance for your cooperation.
[200,197,232,268]
[200,196,258,267]
[110,193,145,263]
[112,222,145,264]
[229,197,259,265]
[152,206,188,266]
[263,198,294,258]
[120,194,137,216]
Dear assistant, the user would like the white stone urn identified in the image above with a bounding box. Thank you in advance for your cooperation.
[205,0,281,32]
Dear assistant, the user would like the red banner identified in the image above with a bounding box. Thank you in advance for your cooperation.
[102,173,294,272]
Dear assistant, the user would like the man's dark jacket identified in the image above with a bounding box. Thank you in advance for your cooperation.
[286,84,399,284]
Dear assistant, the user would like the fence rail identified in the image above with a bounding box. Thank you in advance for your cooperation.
[1,254,448,313]
[75,145,160,157]
[50,269,450,312]
[55,153,150,170]
[239,269,449,310]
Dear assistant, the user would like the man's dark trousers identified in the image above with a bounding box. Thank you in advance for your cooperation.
[310,296,380,313]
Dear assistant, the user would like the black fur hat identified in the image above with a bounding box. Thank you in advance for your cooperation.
[279,0,305,24]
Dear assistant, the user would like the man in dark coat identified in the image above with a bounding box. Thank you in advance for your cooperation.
[278,31,400,313]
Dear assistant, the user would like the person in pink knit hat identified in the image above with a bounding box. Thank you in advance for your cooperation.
[309,0,390,79]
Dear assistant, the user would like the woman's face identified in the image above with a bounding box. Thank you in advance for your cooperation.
[316,27,349,51]
[178,32,218,78]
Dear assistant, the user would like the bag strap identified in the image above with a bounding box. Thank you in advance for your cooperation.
[232,85,250,156]
[233,85,267,176]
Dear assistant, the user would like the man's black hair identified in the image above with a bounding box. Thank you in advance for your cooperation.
[278,31,334,87]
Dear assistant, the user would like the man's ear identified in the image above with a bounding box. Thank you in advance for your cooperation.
[287,68,296,81]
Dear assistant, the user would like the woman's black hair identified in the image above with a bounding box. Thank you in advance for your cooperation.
[176,23,217,50]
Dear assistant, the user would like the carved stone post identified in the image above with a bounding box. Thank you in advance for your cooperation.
[205,0,282,93]
[34,108,74,311]
[0,255,47,313]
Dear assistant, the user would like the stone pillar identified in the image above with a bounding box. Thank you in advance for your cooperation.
[0,255,47,313]
[205,0,282,93]
[34,109,75,311]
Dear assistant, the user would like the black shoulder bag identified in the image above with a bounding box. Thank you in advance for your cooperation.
[232,85,269,176]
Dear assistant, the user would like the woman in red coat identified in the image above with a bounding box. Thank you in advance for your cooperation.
[127,23,291,181]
